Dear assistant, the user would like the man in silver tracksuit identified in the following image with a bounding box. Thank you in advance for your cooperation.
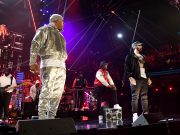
[29,14,67,119]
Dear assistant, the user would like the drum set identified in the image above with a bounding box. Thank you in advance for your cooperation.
[60,87,97,111]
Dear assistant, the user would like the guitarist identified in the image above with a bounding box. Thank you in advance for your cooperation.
[0,68,16,122]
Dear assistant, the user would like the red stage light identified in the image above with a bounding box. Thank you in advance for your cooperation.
[82,116,88,121]
[120,93,124,96]
[155,88,159,92]
[154,88,159,92]
[168,86,173,91]
[9,105,13,109]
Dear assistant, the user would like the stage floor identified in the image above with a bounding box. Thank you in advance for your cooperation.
[1,112,180,135]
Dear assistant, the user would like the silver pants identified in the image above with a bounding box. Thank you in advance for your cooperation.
[38,67,66,119]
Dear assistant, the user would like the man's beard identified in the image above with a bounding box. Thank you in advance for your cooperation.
[137,47,142,52]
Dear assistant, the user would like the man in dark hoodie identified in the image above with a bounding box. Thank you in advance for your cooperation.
[94,61,121,116]
[124,41,152,122]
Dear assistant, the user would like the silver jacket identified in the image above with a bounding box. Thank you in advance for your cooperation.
[29,23,67,67]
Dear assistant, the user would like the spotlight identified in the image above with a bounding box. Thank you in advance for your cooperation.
[120,93,124,96]
[111,10,115,14]
[117,33,123,38]
[155,88,159,92]
[111,10,118,16]
[46,10,49,13]
[168,86,173,91]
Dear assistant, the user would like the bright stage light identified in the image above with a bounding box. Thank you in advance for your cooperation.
[117,33,123,38]
[168,86,173,91]
[155,88,159,92]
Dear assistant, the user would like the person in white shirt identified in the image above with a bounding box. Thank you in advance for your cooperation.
[30,80,41,101]
[94,61,121,115]
[30,80,41,111]
[0,68,16,121]
[29,14,67,119]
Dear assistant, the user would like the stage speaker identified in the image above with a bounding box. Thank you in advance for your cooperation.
[167,120,180,135]
[15,118,76,135]
[132,113,164,127]
[104,108,122,121]
[0,123,16,135]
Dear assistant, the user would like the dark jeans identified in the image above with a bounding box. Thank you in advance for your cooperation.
[130,78,148,114]
[34,97,39,113]
[94,85,118,115]
[0,92,12,119]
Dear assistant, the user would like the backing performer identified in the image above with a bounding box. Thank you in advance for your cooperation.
[29,14,67,119]
[72,72,88,110]
[0,69,16,122]
[29,80,41,113]
[94,61,121,115]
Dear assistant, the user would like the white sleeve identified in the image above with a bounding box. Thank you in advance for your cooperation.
[30,86,35,100]
[107,72,114,85]
[30,86,33,97]
[11,77,17,87]
[0,77,2,87]
[96,71,109,87]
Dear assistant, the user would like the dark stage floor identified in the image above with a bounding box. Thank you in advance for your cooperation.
[1,112,180,135]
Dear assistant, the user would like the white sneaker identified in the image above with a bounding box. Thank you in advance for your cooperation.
[133,113,138,122]
[113,104,122,109]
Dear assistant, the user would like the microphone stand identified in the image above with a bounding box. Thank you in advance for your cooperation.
[132,10,141,43]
